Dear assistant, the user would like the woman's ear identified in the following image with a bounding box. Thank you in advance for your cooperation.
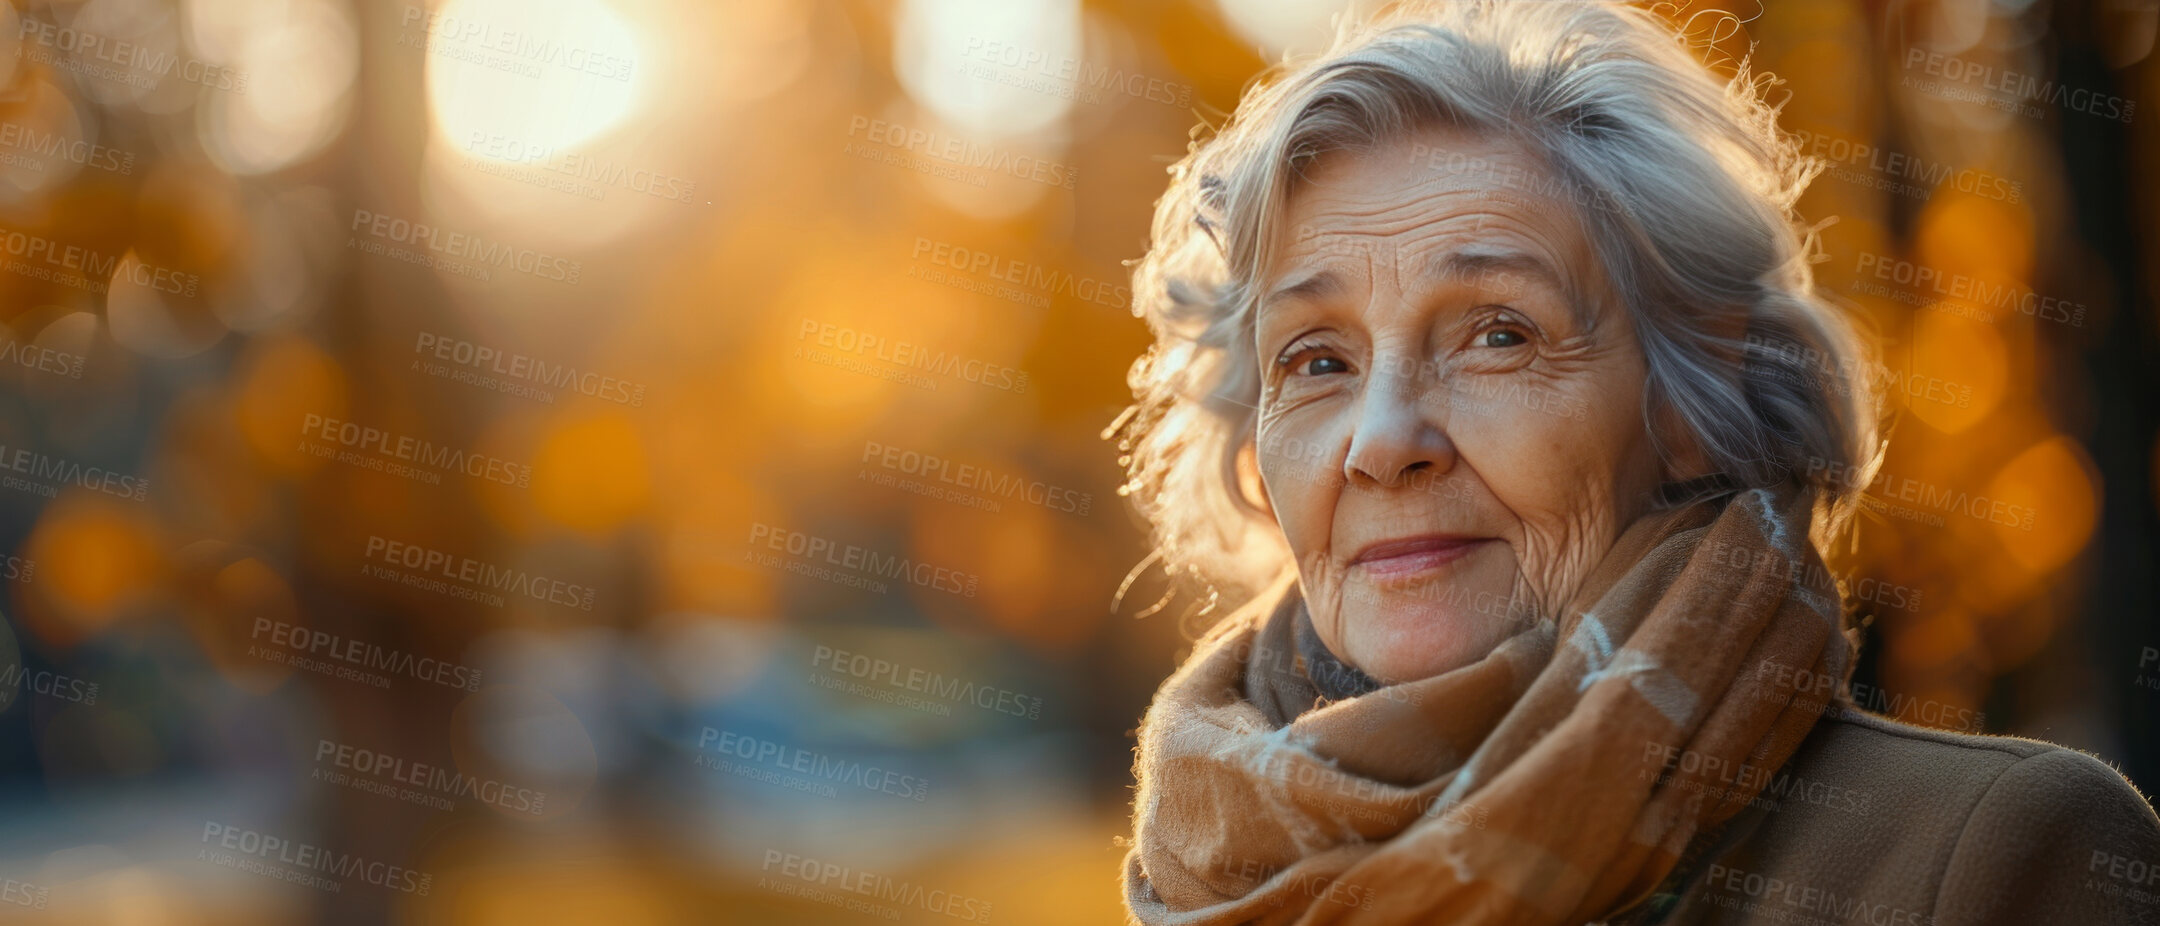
[1650,398,1716,484]
[1235,438,1274,518]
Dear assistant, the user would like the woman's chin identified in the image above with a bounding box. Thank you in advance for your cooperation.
[1340,597,1509,684]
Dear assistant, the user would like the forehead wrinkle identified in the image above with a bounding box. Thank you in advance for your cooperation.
[1266,161,1612,330]
[1289,183,1509,237]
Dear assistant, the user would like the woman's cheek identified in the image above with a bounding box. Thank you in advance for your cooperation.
[1444,396,1564,496]
[1267,478,1332,563]
[1449,382,1621,586]
[1256,406,1350,523]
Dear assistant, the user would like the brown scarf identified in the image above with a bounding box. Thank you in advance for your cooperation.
[1121,485,1855,925]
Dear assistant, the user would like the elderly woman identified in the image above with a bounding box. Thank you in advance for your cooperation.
[1108,2,2160,924]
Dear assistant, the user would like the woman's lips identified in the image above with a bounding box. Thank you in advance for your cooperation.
[1347,535,1492,583]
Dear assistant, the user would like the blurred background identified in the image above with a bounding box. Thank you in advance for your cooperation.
[0,0,2153,922]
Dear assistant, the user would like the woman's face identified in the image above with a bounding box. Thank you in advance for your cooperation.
[1253,126,1668,684]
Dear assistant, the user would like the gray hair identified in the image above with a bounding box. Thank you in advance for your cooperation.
[1105,0,1883,602]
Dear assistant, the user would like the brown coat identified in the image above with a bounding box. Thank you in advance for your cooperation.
[1611,707,2160,925]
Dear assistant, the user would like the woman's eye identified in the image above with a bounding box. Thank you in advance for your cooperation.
[1475,327,1529,349]
[1302,355,1350,375]
[1277,345,1351,377]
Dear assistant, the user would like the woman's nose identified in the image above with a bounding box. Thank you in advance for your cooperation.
[1342,355,1455,488]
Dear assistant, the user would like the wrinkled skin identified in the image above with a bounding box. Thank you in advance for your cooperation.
[1252,126,1672,685]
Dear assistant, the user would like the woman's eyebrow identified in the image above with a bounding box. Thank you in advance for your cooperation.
[1260,270,1341,314]
[1420,246,1594,326]
[1420,246,1560,292]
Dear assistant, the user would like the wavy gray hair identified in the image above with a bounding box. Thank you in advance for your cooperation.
[1105,0,1882,604]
